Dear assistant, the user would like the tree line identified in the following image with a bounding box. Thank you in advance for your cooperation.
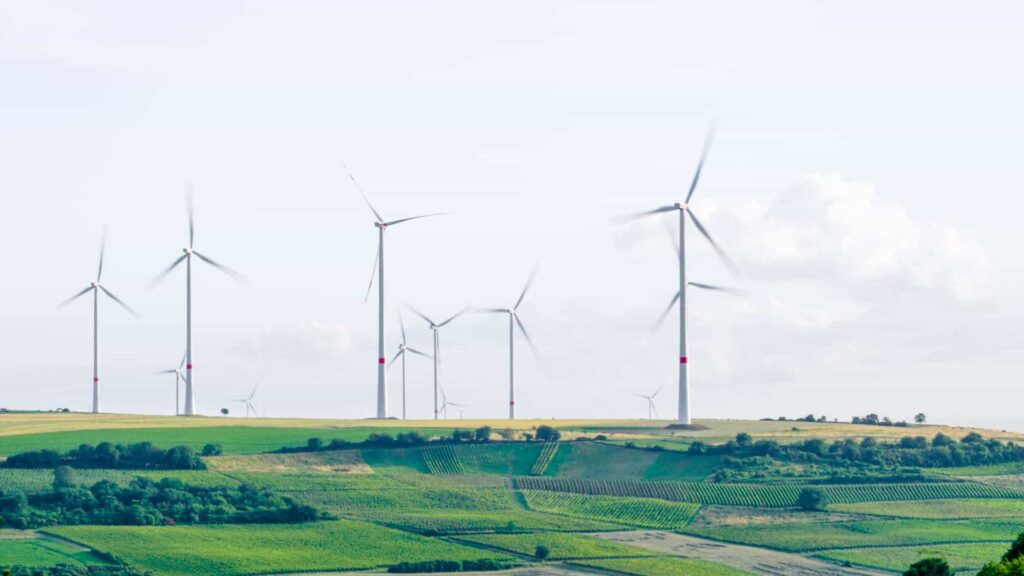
[0,442,216,470]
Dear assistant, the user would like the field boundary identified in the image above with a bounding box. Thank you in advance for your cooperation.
[530,442,560,475]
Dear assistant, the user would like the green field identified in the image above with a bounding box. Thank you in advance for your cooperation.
[456,532,658,559]
[814,542,1012,573]
[575,556,754,576]
[685,518,1022,552]
[522,490,701,529]
[50,520,510,576]
[0,532,114,569]
[830,498,1024,519]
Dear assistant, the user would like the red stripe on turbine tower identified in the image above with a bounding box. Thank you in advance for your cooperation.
[187,364,193,370]
[680,357,688,364]
[378,357,386,364]
[93,377,99,382]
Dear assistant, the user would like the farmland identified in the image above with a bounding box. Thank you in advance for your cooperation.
[2,413,1023,576]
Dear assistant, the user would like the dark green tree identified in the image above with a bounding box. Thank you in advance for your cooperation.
[902,557,951,576]
[535,545,550,560]
[796,487,825,511]
[52,465,76,490]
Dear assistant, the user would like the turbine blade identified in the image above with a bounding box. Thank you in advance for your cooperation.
[342,162,385,223]
[388,349,404,367]
[651,383,666,399]
[383,212,449,227]
[662,218,680,255]
[684,121,718,205]
[248,384,258,401]
[689,281,746,296]
[193,251,247,283]
[99,286,139,318]
[514,267,538,311]
[156,369,178,375]
[399,309,407,344]
[186,182,196,249]
[613,206,677,223]
[405,347,432,359]
[178,353,186,370]
[406,305,436,327]
[514,315,539,358]
[475,308,509,314]
[151,254,187,287]
[59,286,93,308]
[687,210,739,277]
[439,307,470,327]
[653,291,681,331]
[96,230,107,282]
[364,247,380,303]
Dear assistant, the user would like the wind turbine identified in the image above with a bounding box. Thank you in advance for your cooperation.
[234,384,258,418]
[479,269,539,420]
[619,123,739,425]
[438,387,465,420]
[388,311,432,420]
[153,186,245,416]
[407,306,468,420]
[59,232,138,413]
[633,384,665,420]
[347,166,447,420]
[155,353,186,415]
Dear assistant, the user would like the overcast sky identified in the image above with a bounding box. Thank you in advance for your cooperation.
[2,1,1022,430]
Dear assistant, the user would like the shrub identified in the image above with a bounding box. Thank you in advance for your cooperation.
[201,444,223,456]
[797,487,825,511]
[535,545,550,560]
[535,426,560,442]
[903,557,951,576]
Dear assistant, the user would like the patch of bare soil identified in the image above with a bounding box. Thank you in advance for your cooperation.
[593,530,892,576]
[689,505,864,528]
[206,450,371,474]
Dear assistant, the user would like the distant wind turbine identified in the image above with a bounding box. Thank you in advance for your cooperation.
[438,386,465,420]
[407,306,468,420]
[155,353,186,415]
[479,268,539,420]
[633,384,665,420]
[59,231,138,413]
[234,384,258,418]
[388,311,432,420]
[347,165,447,420]
[618,123,740,425]
[152,185,245,416]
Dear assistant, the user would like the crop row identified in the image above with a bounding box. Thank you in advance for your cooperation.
[521,490,700,529]
[512,477,1024,507]
[422,445,466,475]
[530,442,560,475]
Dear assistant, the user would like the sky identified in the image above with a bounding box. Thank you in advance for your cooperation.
[1,1,1022,431]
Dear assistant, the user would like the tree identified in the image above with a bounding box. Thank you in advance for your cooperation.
[903,557,951,576]
[52,466,76,490]
[474,426,493,442]
[220,408,229,416]
[535,545,550,560]
[797,487,825,511]
[535,426,561,442]
[202,444,223,456]
[914,413,927,424]
[735,433,753,447]
[1004,532,1024,563]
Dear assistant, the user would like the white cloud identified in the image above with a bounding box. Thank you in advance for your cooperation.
[736,174,992,301]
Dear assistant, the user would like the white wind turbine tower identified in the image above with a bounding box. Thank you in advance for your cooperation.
[407,307,468,420]
[438,386,465,420]
[479,269,539,420]
[633,384,665,420]
[348,167,447,420]
[234,384,258,418]
[155,353,186,415]
[153,187,245,416]
[59,232,138,413]
[388,311,432,420]
[620,123,740,425]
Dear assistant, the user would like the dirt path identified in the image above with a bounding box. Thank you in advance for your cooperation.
[592,531,895,576]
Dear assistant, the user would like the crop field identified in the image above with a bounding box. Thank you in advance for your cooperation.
[49,520,511,576]
[684,518,1023,552]
[455,532,658,559]
[530,442,560,475]
[0,531,113,568]
[522,491,701,529]
[207,450,371,474]
[829,498,1024,519]
[573,556,754,576]
[454,442,544,476]
[813,542,1012,573]
[422,444,466,474]
[514,477,1024,506]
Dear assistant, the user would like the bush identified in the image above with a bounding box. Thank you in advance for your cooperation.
[535,545,550,560]
[797,487,825,511]
[903,557,951,576]
[201,444,223,456]
[535,426,561,442]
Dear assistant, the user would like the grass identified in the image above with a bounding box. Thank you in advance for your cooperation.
[455,532,658,560]
[207,450,370,474]
[575,557,755,576]
[422,444,466,474]
[0,531,113,568]
[522,490,701,530]
[49,520,510,576]
[684,518,1022,552]
[455,442,543,476]
[830,498,1024,519]
[814,542,1012,573]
